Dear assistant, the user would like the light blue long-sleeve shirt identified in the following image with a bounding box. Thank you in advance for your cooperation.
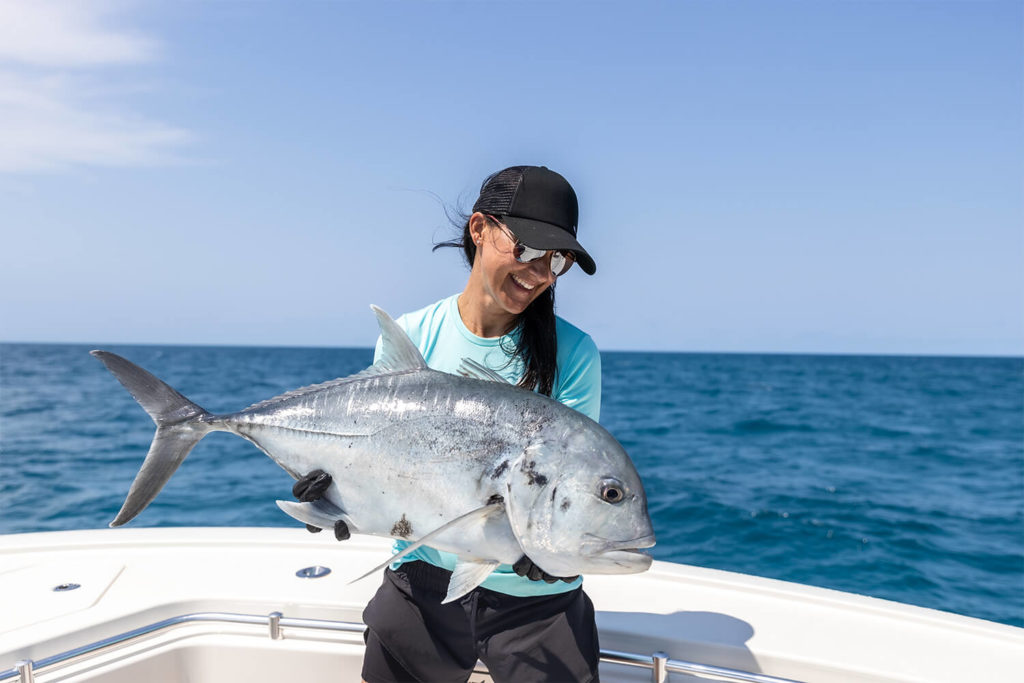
[373,293,602,596]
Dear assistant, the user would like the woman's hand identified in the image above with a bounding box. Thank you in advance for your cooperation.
[513,555,578,583]
[292,469,350,541]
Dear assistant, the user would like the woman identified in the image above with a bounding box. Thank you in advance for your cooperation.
[297,165,602,682]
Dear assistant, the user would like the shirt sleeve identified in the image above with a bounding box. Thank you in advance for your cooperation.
[554,332,602,423]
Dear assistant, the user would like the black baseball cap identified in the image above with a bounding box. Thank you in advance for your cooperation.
[472,166,596,275]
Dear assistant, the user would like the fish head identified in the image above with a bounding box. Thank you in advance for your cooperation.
[505,423,655,577]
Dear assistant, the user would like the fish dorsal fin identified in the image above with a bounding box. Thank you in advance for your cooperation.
[444,560,501,604]
[457,358,511,384]
[241,306,427,412]
[367,305,428,374]
[348,502,505,586]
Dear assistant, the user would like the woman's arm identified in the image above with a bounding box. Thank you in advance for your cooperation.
[553,332,602,422]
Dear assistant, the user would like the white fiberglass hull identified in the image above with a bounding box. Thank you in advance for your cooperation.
[1,528,1021,683]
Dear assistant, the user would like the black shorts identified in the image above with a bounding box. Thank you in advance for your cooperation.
[361,561,600,683]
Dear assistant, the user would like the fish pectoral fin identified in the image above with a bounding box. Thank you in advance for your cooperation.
[276,499,351,531]
[347,502,505,587]
[443,560,501,604]
[457,358,510,384]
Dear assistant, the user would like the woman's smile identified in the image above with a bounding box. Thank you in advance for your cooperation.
[510,273,538,291]
[500,261,553,312]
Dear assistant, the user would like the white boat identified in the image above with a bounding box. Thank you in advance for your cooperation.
[1,527,1021,683]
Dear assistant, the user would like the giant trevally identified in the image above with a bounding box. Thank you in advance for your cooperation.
[91,306,655,602]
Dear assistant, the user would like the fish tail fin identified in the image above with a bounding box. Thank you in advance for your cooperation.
[91,351,214,527]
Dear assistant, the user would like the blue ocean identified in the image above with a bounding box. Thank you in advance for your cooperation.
[1,344,1021,628]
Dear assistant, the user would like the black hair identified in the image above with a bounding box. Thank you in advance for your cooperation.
[433,213,558,397]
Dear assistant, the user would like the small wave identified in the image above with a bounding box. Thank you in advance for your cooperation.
[861,425,915,438]
[635,425,673,437]
[729,419,817,435]
[1,403,54,419]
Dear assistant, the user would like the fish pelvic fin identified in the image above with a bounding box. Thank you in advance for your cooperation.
[276,499,351,531]
[91,351,214,527]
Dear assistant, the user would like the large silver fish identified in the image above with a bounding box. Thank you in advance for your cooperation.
[92,306,655,602]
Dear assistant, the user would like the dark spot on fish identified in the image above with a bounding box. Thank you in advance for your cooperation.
[487,494,504,506]
[521,459,549,486]
[560,499,571,512]
[491,460,510,479]
[550,485,558,502]
[391,514,413,538]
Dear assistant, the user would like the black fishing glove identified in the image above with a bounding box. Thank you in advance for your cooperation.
[513,555,579,584]
[293,469,332,502]
[292,469,350,541]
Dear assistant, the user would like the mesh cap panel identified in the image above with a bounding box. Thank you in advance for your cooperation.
[472,167,526,215]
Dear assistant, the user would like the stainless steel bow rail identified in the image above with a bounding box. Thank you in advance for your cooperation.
[2,611,805,683]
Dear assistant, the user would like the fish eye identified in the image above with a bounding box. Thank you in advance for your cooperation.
[599,479,625,504]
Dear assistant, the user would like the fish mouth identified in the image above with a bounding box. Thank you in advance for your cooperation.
[585,538,655,573]
[598,548,654,571]
[581,533,657,555]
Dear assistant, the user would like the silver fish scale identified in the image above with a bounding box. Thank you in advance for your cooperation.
[226,370,545,445]
[217,369,550,540]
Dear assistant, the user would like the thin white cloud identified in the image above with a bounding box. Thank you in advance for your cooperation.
[0,0,191,173]
[0,0,157,67]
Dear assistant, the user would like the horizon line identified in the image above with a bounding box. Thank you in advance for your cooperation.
[1,339,1021,361]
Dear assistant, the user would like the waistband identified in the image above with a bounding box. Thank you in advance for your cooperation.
[393,560,454,595]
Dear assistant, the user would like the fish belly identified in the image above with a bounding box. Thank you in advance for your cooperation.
[228,414,524,564]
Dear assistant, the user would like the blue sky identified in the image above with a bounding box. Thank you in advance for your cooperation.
[1,0,1021,355]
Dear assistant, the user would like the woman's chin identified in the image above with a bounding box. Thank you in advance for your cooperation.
[501,278,543,313]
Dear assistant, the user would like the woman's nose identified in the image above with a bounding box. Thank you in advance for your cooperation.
[528,255,556,282]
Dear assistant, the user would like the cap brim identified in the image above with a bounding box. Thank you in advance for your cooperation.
[503,216,596,275]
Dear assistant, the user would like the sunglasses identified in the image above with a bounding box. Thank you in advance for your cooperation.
[486,215,575,277]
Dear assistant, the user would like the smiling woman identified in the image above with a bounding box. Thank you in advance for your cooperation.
[435,166,598,397]
[299,165,609,682]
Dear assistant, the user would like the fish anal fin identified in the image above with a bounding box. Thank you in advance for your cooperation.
[443,560,501,604]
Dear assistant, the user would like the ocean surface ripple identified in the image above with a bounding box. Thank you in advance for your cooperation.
[1,344,1021,627]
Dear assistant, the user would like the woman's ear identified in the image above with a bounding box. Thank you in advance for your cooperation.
[468,212,489,247]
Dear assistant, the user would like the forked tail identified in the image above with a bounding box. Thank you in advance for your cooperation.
[91,351,214,527]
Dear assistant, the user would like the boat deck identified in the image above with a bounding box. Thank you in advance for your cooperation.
[1,528,1021,682]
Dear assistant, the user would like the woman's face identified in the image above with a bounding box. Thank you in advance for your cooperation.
[469,213,557,317]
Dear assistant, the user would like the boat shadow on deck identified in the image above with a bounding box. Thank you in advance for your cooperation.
[597,609,761,675]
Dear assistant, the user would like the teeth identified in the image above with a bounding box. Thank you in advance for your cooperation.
[511,274,535,290]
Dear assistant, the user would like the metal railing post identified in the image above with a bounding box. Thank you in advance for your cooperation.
[14,661,32,683]
[269,612,283,640]
[652,651,668,683]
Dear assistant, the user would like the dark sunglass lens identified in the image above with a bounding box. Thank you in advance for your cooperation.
[562,253,576,276]
[516,244,545,264]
